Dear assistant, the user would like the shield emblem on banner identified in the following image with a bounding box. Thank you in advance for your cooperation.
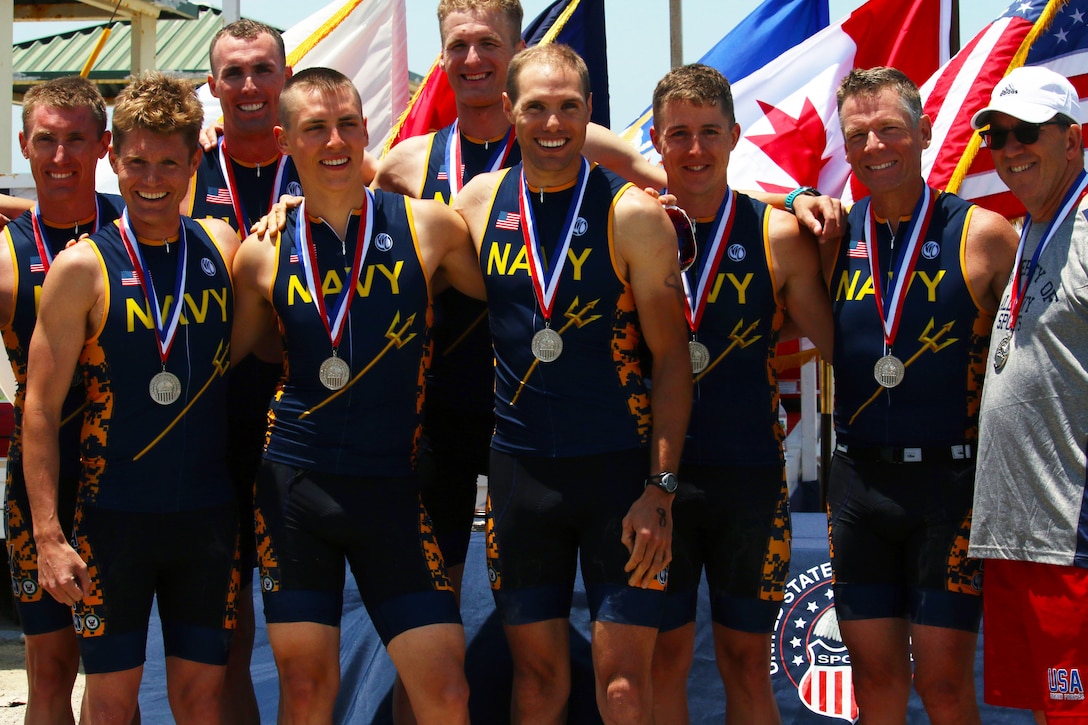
[798,639,859,722]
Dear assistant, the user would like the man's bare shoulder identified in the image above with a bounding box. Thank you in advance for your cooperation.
[966,204,1018,249]
[374,134,433,196]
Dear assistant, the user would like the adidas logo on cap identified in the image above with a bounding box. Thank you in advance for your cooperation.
[999,84,1018,97]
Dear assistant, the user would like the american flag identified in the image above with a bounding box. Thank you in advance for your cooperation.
[29,257,44,273]
[121,270,141,286]
[847,239,868,258]
[205,187,232,205]
[436,166,448,181]
[289,251,299,263]
[495,211,520,231]
[920,0,1088,218]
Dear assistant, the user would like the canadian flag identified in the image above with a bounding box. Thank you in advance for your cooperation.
[725,0,952,199]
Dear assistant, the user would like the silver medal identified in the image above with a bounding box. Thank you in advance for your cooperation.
[688,340,710,374]
[993,334,1011,372]
[873,354,905,388]
[319,355,351,390]
[149,371,182,406]
[530,328,563,363]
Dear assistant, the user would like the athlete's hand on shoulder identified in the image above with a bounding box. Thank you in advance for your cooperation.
[791,193,844,243]
[199,120,225,152]
[621,485,673,588]
[251,194,304,237]
[36,536,89,606]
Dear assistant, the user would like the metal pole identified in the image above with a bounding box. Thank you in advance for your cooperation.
[669,0,683,68]
[223,0,241,24]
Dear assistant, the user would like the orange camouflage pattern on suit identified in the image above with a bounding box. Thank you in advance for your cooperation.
[760,472,792,602]
[613,288,651,443]
[946,508,982,596]
[417,498,453,592]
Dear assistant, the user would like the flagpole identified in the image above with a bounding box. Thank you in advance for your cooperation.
[669,0,683,68]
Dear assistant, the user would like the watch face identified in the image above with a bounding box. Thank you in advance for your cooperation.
[659,472,678,493]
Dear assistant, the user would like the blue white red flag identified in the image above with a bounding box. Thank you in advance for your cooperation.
[121,271,141,287]
[620,0,829,165]
[205,188,232,205]
[495,211,521,231]
[920,0,1088,219]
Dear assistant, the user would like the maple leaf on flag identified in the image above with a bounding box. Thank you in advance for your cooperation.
[748,98,832,192]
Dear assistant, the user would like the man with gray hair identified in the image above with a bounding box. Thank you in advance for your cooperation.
[823,66,1017,724]
[970,65,1088,724]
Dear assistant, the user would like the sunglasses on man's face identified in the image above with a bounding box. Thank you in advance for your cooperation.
[979,120,1064,150]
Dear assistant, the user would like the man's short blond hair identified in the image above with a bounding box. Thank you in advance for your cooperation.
[22,76,108,136]
[437,0,523,43]
[112,72,204,154]
[506,44,589,105]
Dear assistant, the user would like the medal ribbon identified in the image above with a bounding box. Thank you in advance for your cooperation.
[218,137,289,231]
[519,157,591,322]
[1006,169,1088,332]
[863,185,937,347]
[30,195,102,273]
[294,190,374,351]
[118,208,188,364]
[681,188,736,333]
[444,120,516,202]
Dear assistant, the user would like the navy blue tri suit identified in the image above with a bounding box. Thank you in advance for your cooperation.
[254,194,459,644]
[415,124,522,570]
[75,216,238,673]
[2,195,123,635]
[188,145,300,581]
[664,191,792,635]
[481,161,665,627]
[827,190,985,631]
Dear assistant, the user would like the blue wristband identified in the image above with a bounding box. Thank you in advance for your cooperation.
[785,186,819,214]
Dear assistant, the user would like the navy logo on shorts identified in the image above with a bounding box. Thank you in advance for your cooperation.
[921,240,941,260]
[573,217,588,236]
[727,244,746,262]
[83,614,101,632]
[375,233,394,252]
[20,579,36,596]
[262,576,275,592]
[201,257,217,276]
[773,561,859,722]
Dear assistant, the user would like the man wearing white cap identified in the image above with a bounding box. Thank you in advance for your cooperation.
[969,65,1088,723]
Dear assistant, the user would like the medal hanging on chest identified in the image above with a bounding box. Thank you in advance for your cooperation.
[294,192,374,390]
[680,189,736,375]
[863,186,936,389]
[119,209,188,405]
[520,158,590,363]
[993,170,1088,372]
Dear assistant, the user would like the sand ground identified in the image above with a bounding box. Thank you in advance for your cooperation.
[0,626,84,723]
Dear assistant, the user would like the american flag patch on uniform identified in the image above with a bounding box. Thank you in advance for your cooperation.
[29,257,44,273]
[206,188,232,204]
[121,270,141,286]
[495,211,520,231]
[436,166,448,181]
[847,240,868,258]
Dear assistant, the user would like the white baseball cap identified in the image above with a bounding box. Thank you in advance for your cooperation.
[971,66,1081,129]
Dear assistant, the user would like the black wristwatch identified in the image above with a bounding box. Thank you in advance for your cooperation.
[645,472,679,494]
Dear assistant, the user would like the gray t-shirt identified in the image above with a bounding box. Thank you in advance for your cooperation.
[970,194,1088,567]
